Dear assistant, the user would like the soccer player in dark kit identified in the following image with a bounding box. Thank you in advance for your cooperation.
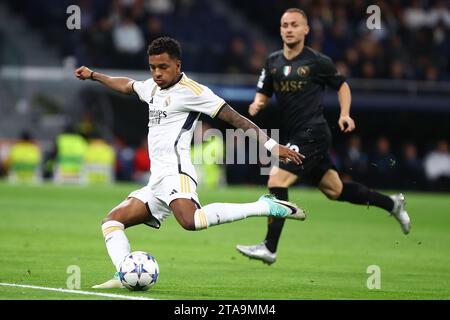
[236,8,411,265]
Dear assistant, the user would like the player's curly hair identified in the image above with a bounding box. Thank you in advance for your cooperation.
[147,37,182,60]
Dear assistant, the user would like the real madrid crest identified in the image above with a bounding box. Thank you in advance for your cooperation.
[297,65,310,78]
[283,65,292,77]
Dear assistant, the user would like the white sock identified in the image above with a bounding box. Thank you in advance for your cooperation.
[101,220,130,272]
[194,201,270,230]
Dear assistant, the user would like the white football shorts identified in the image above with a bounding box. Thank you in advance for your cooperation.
[127,173,200,228]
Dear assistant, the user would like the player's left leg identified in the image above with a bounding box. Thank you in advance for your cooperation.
[234,167,297,264]
[169,194,305,231]
[235,167,305,264]
[264,167,298,252]
[319,169,410,234]
[93,192,157,289]
[101,197,151,269]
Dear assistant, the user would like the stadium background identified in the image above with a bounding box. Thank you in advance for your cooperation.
[0,0,450,302]
[1,0,449,190]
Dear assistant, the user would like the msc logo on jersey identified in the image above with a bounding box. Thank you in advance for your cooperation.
[283,65,292,77]
[297,66,310,78]
[274,81,307,92]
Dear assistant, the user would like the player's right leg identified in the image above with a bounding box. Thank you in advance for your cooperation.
[169,190,305,231]
[92,197,152,289]
[236,166,298,265]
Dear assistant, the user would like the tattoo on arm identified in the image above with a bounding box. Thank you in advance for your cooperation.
[217,104,269,143]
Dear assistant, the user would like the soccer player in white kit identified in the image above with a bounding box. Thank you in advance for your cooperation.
[75,37,306,289]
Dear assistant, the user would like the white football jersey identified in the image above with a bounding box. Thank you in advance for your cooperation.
[132,73,226,187]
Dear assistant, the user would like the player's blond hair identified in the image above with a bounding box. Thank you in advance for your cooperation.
[283,8,308,23]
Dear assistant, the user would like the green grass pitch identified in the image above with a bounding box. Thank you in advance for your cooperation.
[0,181,449,300]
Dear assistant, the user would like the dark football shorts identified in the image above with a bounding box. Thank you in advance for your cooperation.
[278,124,336,185]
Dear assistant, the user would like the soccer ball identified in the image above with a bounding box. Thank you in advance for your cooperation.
[119,251,159,291]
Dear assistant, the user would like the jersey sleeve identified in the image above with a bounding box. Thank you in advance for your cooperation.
[184,86,226,118]
[132,79,155,102]
[316,54,346,90]
[256,59,274,97]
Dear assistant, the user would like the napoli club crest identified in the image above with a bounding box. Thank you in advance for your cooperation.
[283,65,292,77]
[297,65,310,77]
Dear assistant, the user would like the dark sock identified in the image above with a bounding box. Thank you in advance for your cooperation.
[264,187,288,253]
[337,182,394,212]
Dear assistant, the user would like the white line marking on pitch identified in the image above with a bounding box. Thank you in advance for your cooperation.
[0,282,155,300]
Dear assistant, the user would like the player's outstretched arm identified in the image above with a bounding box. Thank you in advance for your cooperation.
[217,104,305,165]
[75,66,135,95]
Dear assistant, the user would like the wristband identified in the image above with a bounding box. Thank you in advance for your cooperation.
[90,71,95,80]
[264,138,277,152]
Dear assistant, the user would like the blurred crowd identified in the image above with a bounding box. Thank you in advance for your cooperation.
[5,0,450,80]
[72,0,271,74]
[231,0,450,81]
[334,135,450,191]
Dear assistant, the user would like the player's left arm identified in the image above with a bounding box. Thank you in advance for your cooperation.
[217,104,305,164]
[317,54,355,133]
[337,82,355,133]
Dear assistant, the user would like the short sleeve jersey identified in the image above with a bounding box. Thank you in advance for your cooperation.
[133,73,226,185]
[257,46,345,137]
